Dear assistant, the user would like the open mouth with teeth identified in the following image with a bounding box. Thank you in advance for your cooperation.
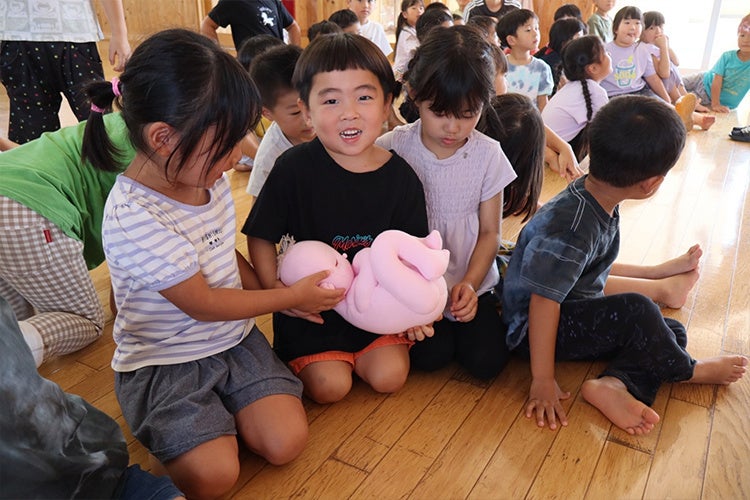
[340,129,362,140]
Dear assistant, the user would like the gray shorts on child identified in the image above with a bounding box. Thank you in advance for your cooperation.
[115,326,303,463]
[682,72,710,105]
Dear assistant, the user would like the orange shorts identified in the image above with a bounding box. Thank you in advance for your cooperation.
[287,335,413,375]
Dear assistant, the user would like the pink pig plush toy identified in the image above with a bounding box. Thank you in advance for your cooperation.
[278,230,450,334]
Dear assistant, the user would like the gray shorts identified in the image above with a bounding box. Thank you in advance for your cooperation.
[115,326,303,462]
[682,72,710,105]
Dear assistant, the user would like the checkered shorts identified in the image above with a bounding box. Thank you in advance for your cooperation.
[0,196,104,361]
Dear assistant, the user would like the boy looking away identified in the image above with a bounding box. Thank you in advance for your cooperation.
[497,9,553,110]
[502,96,747,435]
[246,45,316,197]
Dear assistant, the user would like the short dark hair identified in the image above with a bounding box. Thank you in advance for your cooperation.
[643,11,666,30]
[293,33,396,106]
[548,17,586,54]
[496,8,537,49]
[467,15,498,40]
[554,3,582,22]
[415,8,453,41]
[424,1,450,14]
[588,96,686,187]
[237,34,285,71]
[612,6,642,36]
[250,44,303,109]
[308,20,343,43]
[329,9,359,29]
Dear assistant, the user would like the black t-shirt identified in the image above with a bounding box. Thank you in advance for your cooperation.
[242,138,429,360]
[466,2,518,22]
[208,0,294,49]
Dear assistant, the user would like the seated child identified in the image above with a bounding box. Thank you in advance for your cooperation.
[554,3,583,23]
[587,0,614,43]
[394,0,425,82]
[600,6,713,130]
[542,35,611,161]
[329,8,361,34]
[244,34,430,404]
[534,17,586,96]
[235,34,285,171]
[467,15,500,46]
[246,45,316,197]
[682,13,750,113]
[348,0,393,56]
[496,9,554,110]
[502,95,748,435]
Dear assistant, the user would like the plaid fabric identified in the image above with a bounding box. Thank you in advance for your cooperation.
[0,196,103,361]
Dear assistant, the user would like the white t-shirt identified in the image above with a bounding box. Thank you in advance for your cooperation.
[542,79,609,142]
[394,26,418,82]
[103,174,251,372]
[360,20,393,57]
[246,121,294,196]
[1,0,103,42]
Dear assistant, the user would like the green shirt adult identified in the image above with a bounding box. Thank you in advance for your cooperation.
[0,113,134,269]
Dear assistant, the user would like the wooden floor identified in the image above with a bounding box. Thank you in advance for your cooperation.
[2,89,749,499]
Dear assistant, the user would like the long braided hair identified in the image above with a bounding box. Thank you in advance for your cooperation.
[560,35,606,160]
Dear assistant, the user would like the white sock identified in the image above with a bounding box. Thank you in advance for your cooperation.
[18,320,44,368]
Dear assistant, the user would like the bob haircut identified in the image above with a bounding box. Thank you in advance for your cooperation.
[612,6,643,35]
[407,25,495,117]
[293,33,397,106]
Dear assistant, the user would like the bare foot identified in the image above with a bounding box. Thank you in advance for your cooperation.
[693,113,716,131]
[688,355,748,385]
[653,244,702,278]
[654,269,700,309]
[582,376,660,435]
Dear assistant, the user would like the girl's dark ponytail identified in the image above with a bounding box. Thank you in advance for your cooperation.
[82,78,124,172]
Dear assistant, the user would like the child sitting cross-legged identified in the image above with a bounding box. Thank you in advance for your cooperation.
[502,95,747,435]
[246,44,316,198]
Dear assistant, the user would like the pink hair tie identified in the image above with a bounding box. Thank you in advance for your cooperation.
[91,103,105,113]
[111,77,122,97]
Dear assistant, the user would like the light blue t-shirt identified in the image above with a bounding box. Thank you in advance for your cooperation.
[506,57,554,104]
[702,50,750,109]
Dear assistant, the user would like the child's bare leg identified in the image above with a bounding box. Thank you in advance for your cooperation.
[165,436,240,499]
[298,360,354,404]
[581,376,660,435]
[686,355,748,384]
[605,244,702,307]
[693,111,716,130]
[604,272,699,308]
[235,394,308,465]
[354,344,410,394]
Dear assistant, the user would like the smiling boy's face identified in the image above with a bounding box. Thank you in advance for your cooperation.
[299,68,391,171]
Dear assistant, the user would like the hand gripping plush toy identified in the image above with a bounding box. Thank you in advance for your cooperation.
[278,230,450,334]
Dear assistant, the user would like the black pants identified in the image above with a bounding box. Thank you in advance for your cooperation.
[410,291,510,380]
[0,41,104,143]
[515,292,696,405]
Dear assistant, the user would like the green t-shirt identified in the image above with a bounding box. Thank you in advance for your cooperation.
[0,113,135,269]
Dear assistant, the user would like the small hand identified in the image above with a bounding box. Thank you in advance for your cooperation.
[556,146,583,183]
[653,33,668,50]
[289,270,345,314]
[526,378,571,430]
[281,308,324,324]
[449,282,478,322]
[710,103,730,113]
[402,322,435,341]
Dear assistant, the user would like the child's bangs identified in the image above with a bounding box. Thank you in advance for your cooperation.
[420,63,488,117]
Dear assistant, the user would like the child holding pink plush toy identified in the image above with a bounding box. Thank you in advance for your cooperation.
[244,33,431,404]
[377,26,517,380]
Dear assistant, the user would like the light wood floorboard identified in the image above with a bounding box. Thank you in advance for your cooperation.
[2,85,749,499]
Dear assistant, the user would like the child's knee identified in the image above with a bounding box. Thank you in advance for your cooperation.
[258,422,308,465]
[364,361,409,394]
[172,456,239,500]
[304,373,353,404]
